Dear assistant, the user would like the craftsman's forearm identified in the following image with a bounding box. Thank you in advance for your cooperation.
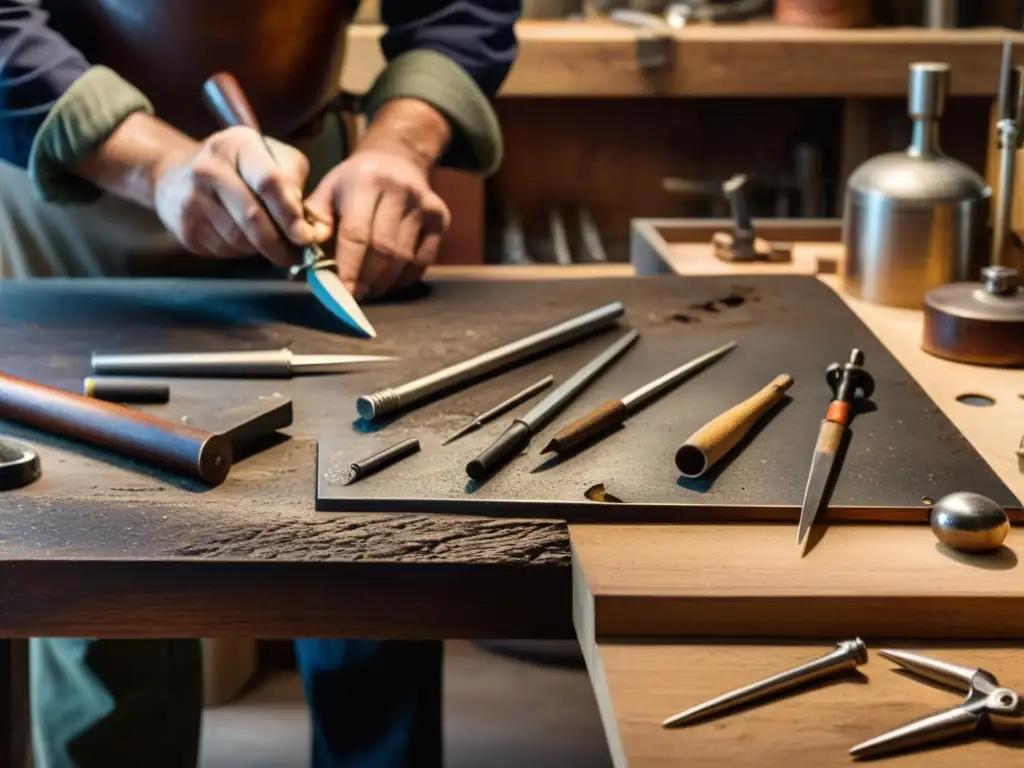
[72,111,198,209]
[357,97,452,172]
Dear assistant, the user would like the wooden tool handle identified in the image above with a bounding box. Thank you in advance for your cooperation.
[542,399,628,455]
[675,374,793,478]
[0,372,232,485]
[202,72,262,132]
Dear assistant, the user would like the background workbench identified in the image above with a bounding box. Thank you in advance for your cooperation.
[566,226,1024,767]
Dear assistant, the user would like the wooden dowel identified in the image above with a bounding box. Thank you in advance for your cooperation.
[675,374,793,478]
[0,372,232,485]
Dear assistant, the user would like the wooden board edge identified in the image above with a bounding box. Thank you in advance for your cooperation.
[572,539,629,768]
[587,595,1024,642]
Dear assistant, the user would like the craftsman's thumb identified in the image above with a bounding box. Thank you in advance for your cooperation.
[302,186,335,244]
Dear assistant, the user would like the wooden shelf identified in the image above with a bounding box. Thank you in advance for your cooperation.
[342,21,1024,97]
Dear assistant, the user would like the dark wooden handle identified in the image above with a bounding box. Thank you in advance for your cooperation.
[466,421,532,482]
[542,399,627,455]
[0,372,232,485]
[202,72,262,132]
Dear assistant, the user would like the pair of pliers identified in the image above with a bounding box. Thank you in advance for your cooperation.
[851,649,1024,759]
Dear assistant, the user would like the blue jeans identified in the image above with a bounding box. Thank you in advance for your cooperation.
[29,638,443,768]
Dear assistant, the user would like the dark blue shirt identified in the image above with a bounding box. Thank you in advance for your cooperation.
[0,0,520,168]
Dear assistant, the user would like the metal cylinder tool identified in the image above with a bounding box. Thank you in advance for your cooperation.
[357,302,625,421]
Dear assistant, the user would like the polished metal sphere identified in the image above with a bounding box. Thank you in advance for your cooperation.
[930,492,1010,553]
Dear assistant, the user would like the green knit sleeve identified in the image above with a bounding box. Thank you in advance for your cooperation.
[362,49,503,177]
[28,66,154,204]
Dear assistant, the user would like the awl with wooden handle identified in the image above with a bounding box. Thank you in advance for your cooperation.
[201,72,377,339]
[675,373,793,478]
[541,341,737,455]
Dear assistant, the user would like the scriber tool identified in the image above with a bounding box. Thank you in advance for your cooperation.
[541,341,736,455]
[91,348,397,378]
[796,348,874,555]
[850,649,1024,760]
[662,639,868,728]
[202,72,377,338]
[442,375,555,446]
[466,329,639,481]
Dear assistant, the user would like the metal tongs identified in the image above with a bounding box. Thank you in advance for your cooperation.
[850,649,1024,759]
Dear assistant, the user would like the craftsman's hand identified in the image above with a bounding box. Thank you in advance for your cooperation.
[152,126,329,267]
[304,99,453,300]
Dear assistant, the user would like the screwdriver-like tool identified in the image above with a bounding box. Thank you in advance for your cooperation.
[202,72,377,339]
[466,330,639,481]
[541,341,736,455]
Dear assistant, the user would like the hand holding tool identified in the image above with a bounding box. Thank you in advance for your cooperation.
[202,72,377,339]
[676,373,792,478]
[542,341,737,455]
[357,302,625,421]
[442,375,555,446]
[466,329,639,481]
[342,438,421,485]
[91,348,397,378]
[929,491,1010,553]
[797,348,874,554]
[663,639,868,728]
[0,371,232,485]
[0,439,41,491]
[850,649,1024,759]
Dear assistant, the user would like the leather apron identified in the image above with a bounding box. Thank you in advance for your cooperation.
[41,0,359,140]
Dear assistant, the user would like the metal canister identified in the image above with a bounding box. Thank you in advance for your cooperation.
[841,63,991,309]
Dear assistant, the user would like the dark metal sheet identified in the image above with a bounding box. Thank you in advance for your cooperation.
[314,275,1021,522]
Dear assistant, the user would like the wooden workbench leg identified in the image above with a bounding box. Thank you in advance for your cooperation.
[0,640,28,768]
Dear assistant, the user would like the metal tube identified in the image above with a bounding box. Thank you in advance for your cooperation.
[357,302,626,420]
[0,371,232,485]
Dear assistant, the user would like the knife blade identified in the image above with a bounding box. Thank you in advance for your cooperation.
[201,72,376,339]
[796,348,875,555]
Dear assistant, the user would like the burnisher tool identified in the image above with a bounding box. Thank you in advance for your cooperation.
[541,341,736,455]
[675,373,792,478]
[662,639,868,729]
[357,302,625,421]
[850,649,1023,760]
[796,349,874,555]
[442,375,555,446]
[466,330,639,481]
[90,348,397,378]
[202,72,377,339]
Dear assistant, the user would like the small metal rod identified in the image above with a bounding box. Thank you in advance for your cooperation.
[442,375,555,446]
[343,438,421,485]
[84,377,171,404]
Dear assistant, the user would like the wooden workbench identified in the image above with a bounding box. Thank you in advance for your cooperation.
[569,221,1024,767]
[343,21,1024,97]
